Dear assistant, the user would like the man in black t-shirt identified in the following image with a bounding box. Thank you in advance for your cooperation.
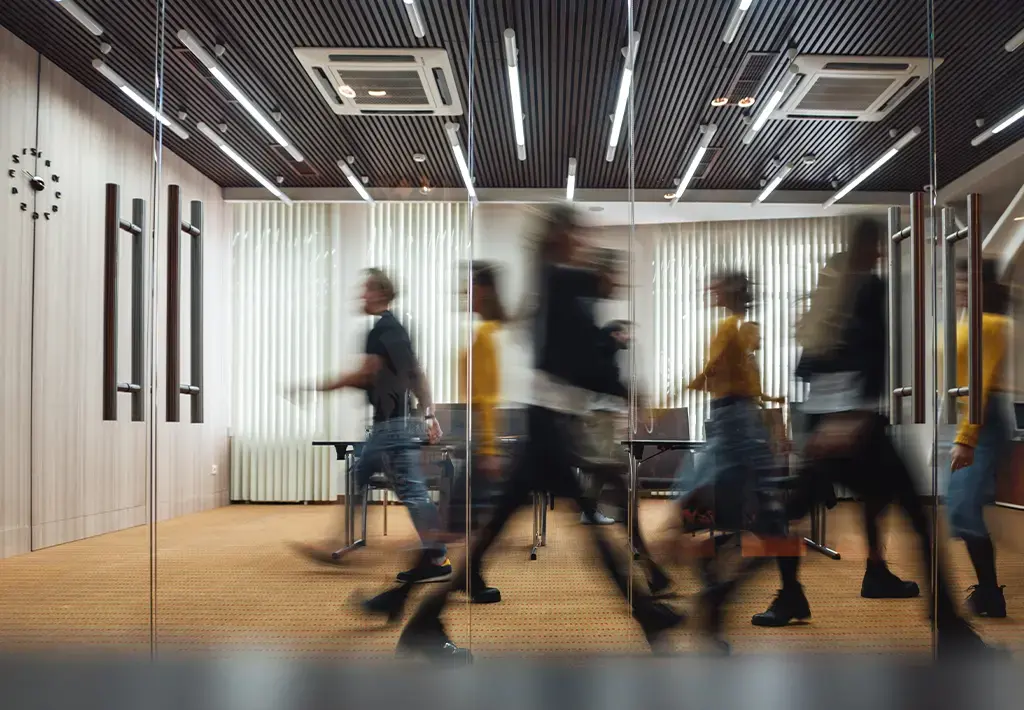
[300,268,449,583]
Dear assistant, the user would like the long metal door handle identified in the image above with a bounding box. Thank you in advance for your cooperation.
[887,192,926,425]
[166,184,204,424]
[909,191,926,424]
[942,194,983,426]
[102,183,146,422]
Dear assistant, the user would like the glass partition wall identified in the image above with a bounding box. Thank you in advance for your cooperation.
[0,0,166,651]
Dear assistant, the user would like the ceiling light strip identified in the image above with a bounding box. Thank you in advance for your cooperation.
[670,124,718,206]
[503,29,527,161]
[403,0,426,38]
[54,0,104,36]
[337,160,374,203]
[606,32,640,162]
[566,158,578,201]
[177,30,303,162]
[1006,28,1024,53]
[755,161,795,203]
[92,59,189,139]
[722,0,755,44]
[742,66,798,145]
[824,126,921,207]
[445,123,476,200]
[196,122,291,203]
[971,101,1024,146]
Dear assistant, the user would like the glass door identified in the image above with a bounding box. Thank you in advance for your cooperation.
[0,0,166,651]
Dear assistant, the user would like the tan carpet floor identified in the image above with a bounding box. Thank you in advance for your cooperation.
[1,501,1023,658]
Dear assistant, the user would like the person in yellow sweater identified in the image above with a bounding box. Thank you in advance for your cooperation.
[946,258,1012,618]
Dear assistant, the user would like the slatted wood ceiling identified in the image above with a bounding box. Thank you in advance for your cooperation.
[2,0,1023,194]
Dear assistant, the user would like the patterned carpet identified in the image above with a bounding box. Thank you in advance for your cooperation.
[0,501,1022,658]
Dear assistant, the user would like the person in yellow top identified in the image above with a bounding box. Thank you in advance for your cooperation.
[459,262,505,478]
[946,258,1012,618]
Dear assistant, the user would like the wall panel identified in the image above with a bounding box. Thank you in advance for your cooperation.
[0,28,38,557]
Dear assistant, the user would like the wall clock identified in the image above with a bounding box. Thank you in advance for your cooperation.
[7,147,62,220]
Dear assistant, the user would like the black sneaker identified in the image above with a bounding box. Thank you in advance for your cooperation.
[751,586,811,627]
[396,617,473,665]
[453,573,502,604]
[861,562,920,599]
[966,584,1007,619]
[359,584,413,624]
[396,557,453,584]
[936,616,1007,659]
[634,598,686,651]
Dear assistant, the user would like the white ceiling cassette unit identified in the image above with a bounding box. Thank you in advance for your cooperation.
[294,48,463,116]
[773,55,942,122]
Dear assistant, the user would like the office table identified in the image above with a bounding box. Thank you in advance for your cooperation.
[312,440,366,559]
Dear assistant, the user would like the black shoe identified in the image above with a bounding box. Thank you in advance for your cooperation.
[453,573,502,604]
[966,584,1007,619]
[634,598,686,650]
[396,617,473,664]
[648,567,673,597]
[936,616,1006,659]
[861,562,920,599]
[359,584,412,624]
[751,586,811,627]
[397,557,453,584]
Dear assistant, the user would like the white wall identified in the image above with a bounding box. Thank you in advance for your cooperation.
[0,26,232,556]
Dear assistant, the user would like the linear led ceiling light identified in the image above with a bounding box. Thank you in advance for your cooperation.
[197,122,290,203]
[971,101,1024,146]
[606,32,640,162]
[92,60,189,139]
[503,29,527,161]
[1006,28,1024,52]
[670,124,717,206]
[566,158,578,201]
[54,0,104,36]
[177,30,303,162]
[403,0,426,38]
[722,0,755,44]
[824,126,922,207]
[337,160,373,203]
[445,123,476,200]
[755,161,795,203]
[742,65,799,145]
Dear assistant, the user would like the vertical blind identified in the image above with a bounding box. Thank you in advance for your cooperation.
[651,217,853,434]
[230,201,469,502]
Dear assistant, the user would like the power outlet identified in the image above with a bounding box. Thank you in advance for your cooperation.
[211,464,219,476]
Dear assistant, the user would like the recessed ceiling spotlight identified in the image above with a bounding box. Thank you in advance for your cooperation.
[420,185,433,194]
[99,42,112,55]
[413,153,427,163]
[275,176,284,184]
[338,83,357,99]
[711,97,729,107]
[801,153,817,166]
[738,96,755,107]
[368,90,388,97]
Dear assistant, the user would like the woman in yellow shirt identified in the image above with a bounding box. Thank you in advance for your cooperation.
[947,258,1012,618]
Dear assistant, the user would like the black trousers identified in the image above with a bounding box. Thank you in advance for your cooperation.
[406,405,653,627]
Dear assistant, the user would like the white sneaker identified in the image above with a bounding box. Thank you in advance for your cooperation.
[581,511,616,525]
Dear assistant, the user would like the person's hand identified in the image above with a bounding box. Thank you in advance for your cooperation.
[282,383,311,405]
[426,416,443,445]
[950,444,975,472]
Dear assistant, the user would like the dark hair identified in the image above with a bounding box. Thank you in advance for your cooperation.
[847,218,883,270]
[955,258,1009,314]
[537,202,579,262]
[471,261,507,322]
[712,270,753,313]
[363,267,396,303]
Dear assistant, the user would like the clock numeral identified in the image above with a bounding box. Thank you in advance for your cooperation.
[19,202,27,211]
[55,191,61,199]
[20,149,27,156]
[31,211,39,220]
[11,187,17,195]
[51,205,58,213]
[12,154,19,164]
[7,169,14,178]
[52,175,60,183]
[43,213,50,221]
[29,148,38,157]
[44,159,51,168]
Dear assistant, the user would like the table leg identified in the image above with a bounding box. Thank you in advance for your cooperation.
[803,500,841,560]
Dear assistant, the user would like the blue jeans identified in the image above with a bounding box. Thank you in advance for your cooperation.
[354,418,446,558]
[946,395,1012,540]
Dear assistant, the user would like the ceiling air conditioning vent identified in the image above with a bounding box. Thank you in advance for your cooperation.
[773,55,941,122]
[294,48,463,117]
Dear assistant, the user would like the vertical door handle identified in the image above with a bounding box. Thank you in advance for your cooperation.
[887,191,926,425]
[943,195,984,425]
[102,183,146,422]
[166,184,204,424]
